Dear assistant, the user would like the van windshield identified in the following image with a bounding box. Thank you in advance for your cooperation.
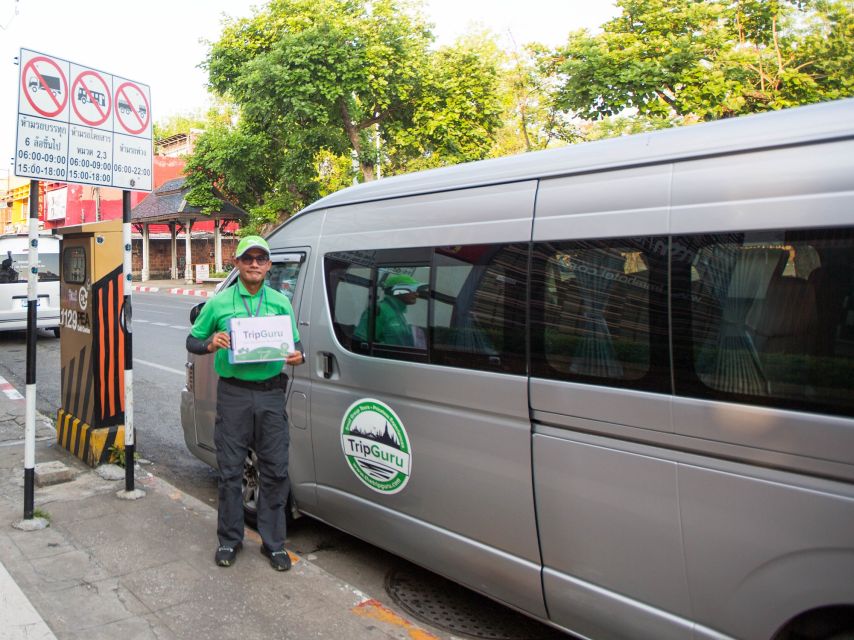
[0,252,60,283]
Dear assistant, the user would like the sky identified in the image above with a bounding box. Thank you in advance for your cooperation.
[0,0,618,178]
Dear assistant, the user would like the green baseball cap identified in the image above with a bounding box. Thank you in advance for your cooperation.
[235,235,270,258]
[383,273,423,294]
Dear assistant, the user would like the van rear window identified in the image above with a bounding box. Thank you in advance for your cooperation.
[0,251,59,283]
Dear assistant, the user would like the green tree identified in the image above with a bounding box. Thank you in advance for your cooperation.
[205,0,433,183]
[553,0,854,121]
[384,33,504,172]
[189,0,506,229]
[491,41,584,156]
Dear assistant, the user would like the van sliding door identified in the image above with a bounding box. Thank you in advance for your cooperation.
[307,182,546,617]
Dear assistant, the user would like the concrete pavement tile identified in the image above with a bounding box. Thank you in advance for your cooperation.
[153,594,285,640]
[120,559,209,612]
[26,576,150,635]
[36,491,125,524]
[7,526,78,560]
[194,556,333,619]
[63,613,177,640]
[27,548,112,592]
[67,529,184,577]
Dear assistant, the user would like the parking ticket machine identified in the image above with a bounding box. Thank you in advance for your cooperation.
[55,220,126,466]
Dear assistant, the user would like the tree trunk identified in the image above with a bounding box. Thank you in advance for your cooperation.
[339,99,375,182]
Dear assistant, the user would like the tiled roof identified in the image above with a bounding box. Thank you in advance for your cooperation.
[131,177,248,223]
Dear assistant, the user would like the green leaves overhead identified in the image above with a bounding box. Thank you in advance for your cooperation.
[554,0,854,121]
[183,0,852,232]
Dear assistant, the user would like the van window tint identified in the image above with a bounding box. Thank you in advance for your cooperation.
[2,251,60,283]
[267,260,303,302]
[326,251,374,352]
[530,237,670,392]
[431,244,527,374]
[356,264,431,352]
[671,228,854,417]
[325,244,528,373]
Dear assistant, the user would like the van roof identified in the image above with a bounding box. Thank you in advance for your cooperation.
[296,98,854,216]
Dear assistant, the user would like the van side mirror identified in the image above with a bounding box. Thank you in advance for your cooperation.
[189,302,205,323]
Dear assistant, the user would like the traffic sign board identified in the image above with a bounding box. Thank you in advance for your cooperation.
[14,48,151,192]
[20,53,69,119]
[114,81,150,136]
[71,69,111,127]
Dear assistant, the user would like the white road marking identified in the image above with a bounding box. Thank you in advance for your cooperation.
[133,359,185,376]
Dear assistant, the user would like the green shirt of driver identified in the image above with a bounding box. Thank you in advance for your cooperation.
[189,279,300,382]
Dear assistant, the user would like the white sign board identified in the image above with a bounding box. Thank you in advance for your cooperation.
[46,187,67,221]
[15,48,152,191]
[228,316,295,364]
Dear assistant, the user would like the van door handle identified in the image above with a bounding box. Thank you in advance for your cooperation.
[320,351,335,379]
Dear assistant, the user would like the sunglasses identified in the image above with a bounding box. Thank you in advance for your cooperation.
[238,254,270,265]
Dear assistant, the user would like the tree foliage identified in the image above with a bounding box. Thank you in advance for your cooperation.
[554,0,854,121]
[184,0,853,232]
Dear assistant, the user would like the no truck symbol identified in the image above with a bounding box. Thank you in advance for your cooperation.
[114,81,150,135]
[72,70,111,127]
[22,56,68,118]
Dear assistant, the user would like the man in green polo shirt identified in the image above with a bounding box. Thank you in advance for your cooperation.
[186,235,304,571]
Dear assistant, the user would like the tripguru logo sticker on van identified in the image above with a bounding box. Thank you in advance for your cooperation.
[341,399,411,494]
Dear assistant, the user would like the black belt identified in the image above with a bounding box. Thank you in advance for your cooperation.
[219,373,288,391]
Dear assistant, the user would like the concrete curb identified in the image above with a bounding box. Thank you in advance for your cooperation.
[167,287,211,298]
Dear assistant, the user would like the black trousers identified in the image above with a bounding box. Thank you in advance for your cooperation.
[214,379,289,551]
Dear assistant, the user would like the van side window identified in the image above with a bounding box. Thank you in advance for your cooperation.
[672,228,854,417]
[325,244,528,373]
[431,244,527,374]
[530,237,670,392]
[356,263,431,354]
[267,259,303,302]
[326,251,375,351]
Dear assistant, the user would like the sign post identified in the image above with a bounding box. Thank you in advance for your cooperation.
[14,48,152,511]
[23,181,39,521]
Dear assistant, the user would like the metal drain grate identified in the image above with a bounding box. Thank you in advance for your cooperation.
[385,564,567,640]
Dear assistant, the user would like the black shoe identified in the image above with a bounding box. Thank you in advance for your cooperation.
[261,545,292,571]
[215,542,242,567]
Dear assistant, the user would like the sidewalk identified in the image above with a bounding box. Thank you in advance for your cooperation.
[0,381,440,640]
[132,279,221,298]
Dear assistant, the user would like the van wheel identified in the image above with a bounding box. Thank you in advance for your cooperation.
[242,451,259,528]
[52,327,60,338]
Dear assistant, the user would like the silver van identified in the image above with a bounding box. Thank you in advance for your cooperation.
[182,99,854,640]
[0,234,60,336]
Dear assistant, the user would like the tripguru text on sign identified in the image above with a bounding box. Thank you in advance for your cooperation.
[14,48,152,192]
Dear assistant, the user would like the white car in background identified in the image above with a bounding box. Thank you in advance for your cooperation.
[0,234,61,337]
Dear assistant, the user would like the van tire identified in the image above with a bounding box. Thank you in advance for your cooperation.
[52,327,60,338]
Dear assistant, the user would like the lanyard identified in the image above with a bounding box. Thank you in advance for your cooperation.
[240,287,265,317]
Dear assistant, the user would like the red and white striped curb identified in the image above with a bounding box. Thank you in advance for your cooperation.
[132,285,211,298]
[0,375,24,401]
[168,288,212,298]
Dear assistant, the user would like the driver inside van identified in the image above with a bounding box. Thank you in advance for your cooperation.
[355,273,424,347]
